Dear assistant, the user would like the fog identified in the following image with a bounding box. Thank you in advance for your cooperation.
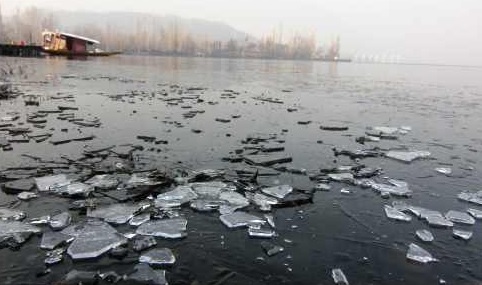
[2,0,481,65]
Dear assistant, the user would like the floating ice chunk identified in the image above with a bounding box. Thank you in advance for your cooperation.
[139,248,176,265]
[84,174,119,189]
[88,204,140,225]
[45,248,65,265]
[385,151,431,163]
[155,186,198,208]
[453,229,473,240]
[260,241,284,256]
[35,174,71,192]
[30,215,51,225]
[17,192,38,201]
[406,243,438,264]
[332,268,349,285]
[127,173,161,187]
[369,126,399,136]
[416,229,434,242]
[264,214,275,228]
[0,208,26,221]
[133,236,157,252]
[248,193,278,212]
[458,191,482,206]
[49,212,72,230]
[62,219,118,237]
[126,264,168,285]
[467,208,482,219]
[190,183,224,199]
[220,212,266,228]
[384,205,412,222]
[371,182,412,197]
[219,191,250,207]
[190,200,225,212]
[391,200,410,212]
[66,227,126,259]
[340,188,351,194]
[314,183,331,191]
[445,210,475,225]
[40,231,73,250]
[425,214,454,228]
[129,213,151,226]
[261,185,293,199]
[53,183,94,197]
[136,218,187,239]
[248,226,276,238]
[435,168,452,175]
[328,173,354,183]
[0,220,41,236]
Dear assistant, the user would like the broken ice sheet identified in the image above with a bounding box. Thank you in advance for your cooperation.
[385,150,431,163]
[190,200,225,212]
[261,185,293,199]
[139,248,176,265]
[190,182,227,199]
[406,243,438,264]
[49,212,72,230]
[35,174,71,192]
[219,191,250,208]
[0,221,41,240]
[332,268,349,285]
[17,191,38,201]
[445,210,475,225]
[127,173,161,187]
[45,248,65,265]
[84,174,119,189]
[220,211,266,228]
[467,208,482,219]
[88,204,141,225]
[64,220,127,259]
[453,229,473,240]
[416,229,434,242]
[52,182,94,197]
[133,235,157,252]
[0,208,26,221]
[371,181,412,197]
[136,218,187,239]
[40,231,73,250]
[425,213,454,228]
[384,205,412,222]
[126,263,168,285]
[155,186,198,208]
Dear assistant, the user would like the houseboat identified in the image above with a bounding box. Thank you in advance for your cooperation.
[42,30,121,57]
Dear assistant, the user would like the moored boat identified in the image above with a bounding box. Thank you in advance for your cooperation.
[42,30,121,57]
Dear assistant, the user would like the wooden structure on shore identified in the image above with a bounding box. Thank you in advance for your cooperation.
[0,44,44,57]
[42,30,120,57]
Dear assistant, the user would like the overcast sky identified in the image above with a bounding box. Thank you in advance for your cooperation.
[2,0,481,65]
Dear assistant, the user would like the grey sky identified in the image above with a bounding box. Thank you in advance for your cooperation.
[2,0,481,65]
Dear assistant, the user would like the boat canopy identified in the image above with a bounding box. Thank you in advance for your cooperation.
[58,32,100,45]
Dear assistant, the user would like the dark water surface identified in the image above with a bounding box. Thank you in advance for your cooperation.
[1,56,482,284]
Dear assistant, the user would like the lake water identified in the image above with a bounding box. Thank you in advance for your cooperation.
[1,55,482,284]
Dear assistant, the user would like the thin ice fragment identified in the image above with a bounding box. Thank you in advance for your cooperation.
[458,191,482,206]
[155,186,198,208]
[467,208,482,219]
[190,183,224,199]
[445,210,475,225]
[139,248,176,265]
[190,200,225,212]
[406,243,438,264]
[40,231,73,250]
[129,213,151,226]
[17,191,38,201]
[435,167,452,175]
[88,204,141,225]
[219,212,266,228]
[314,183,331,191]
[386,151,430,163]
[35,174,71,192]
[45,248,65,265]
[453,229,473,240]
[0,208,26,221]
[53,182,94,197]
[261,185,293,199]
[260,241,284,256]
[328,173,354,183]
[332,268,349,285]
[84,174,119,189]
[126,264,168,285]
[49,212,72,230]
[384,205,412,222]
[425,214,454,228]
[133,235,157,252]
[248,226,276,238]
[249,193,278,212]
[416,229,434,242]
[371,182,412,197]
[136,218,187,239]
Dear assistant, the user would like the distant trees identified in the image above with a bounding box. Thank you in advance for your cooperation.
[1,6,328,60]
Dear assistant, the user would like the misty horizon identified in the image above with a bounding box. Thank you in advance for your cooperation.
[1,0,481,65]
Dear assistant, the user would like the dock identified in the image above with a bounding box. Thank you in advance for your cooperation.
[0,44,44,57]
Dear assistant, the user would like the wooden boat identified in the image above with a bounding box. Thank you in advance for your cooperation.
[42,30,121,57]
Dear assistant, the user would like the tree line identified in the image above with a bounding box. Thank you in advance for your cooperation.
[0,6,332,60]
